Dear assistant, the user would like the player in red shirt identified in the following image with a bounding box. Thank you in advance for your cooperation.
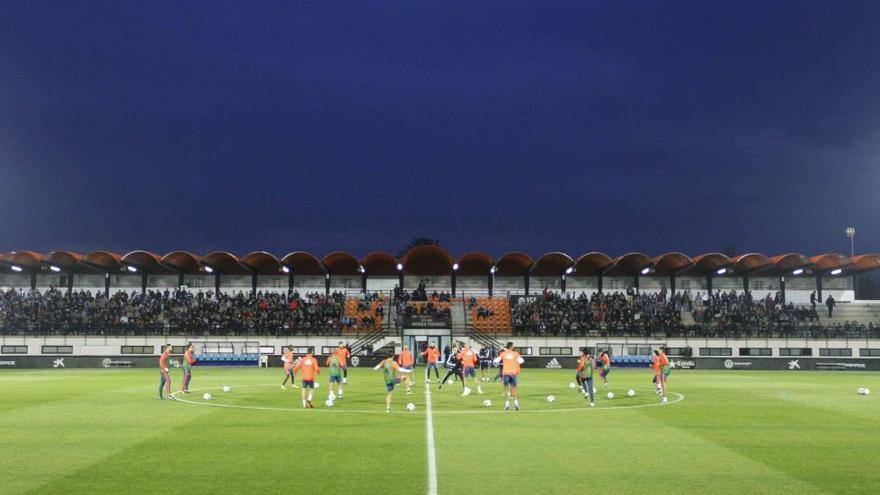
[158,344,172,400]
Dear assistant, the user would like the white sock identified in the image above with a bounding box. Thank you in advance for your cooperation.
[308,391,313,401]
[505,400,510,408]
[339,387,343,395]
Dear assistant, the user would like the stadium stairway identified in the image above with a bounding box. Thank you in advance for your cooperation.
[349,329,387,356]
[816,302,880,325]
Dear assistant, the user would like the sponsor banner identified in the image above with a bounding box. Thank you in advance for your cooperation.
[722,359,753,369]
[401,316,451,329]
[669,359,696,369]
[509,295,542,307]
[698,358,880,371]
[0,356,156,368]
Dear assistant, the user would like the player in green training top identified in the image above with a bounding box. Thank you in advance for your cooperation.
[373,354,412,413]
[325,352,344,399]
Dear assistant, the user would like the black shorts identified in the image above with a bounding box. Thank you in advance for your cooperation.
[479,360,491,370]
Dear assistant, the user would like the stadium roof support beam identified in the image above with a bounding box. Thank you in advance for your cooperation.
[1,250,43,290]
[495,252,534,295]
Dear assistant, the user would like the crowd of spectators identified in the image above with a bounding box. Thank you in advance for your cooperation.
[509,289,878,339]
[687,291,819,337]
[511,289,682,337]
[0,288,348,336]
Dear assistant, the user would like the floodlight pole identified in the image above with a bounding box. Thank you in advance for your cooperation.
[845,226,856,257]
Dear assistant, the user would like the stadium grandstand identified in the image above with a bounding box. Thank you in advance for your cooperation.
[3,247,880,344]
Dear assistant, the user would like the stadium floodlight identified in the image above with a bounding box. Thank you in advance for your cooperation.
[830,268,843,276]
[203,266,214,273]
[10,265,23,272]
[716,267,727,275]
[396,263,403,271]
[49,265,62,273]
[281,266,290,274]
[126,265,137,273]
[490,266,496,274]
[358,265,365,274]
[640,267,651,275]
[845,226,855,256]
[452,263,459,271]
[565,266,574,275]
[792,268,804,275]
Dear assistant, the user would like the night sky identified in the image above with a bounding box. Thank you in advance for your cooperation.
[1,1,878,259]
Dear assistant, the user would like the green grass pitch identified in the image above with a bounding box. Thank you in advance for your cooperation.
[1,367,877,494]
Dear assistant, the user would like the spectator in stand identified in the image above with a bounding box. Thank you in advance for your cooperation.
[826,295,835,318]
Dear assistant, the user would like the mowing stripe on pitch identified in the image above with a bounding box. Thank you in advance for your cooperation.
[424,380,438,495]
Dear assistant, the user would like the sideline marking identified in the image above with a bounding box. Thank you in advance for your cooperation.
[424,380,438,495]
[169,386,684,415]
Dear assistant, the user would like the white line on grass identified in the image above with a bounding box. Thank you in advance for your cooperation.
[169,386,684,415]
[424,380,438,495]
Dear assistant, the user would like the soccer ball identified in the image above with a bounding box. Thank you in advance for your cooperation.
[858,387,871,396]
[483,399,492,407]
[325,399,334,407]
[547,395,556,402]
[627,389,636,397]
[406,403,416,411]
[315,382,320,388]
[202,393,212,401]
[592,387,597,394]
[328,392,336,401]
[446,379,454,385]
[569,382,577,389]
[222,386,231,393]
[606,392,615,399]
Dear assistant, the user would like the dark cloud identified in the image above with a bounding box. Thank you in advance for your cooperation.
[1,1,878,258]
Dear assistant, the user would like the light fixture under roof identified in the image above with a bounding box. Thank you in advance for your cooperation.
[10,265,22,272]
[126,265,137,273]
[281,266,290,274]
[830,268,842,275]
[49,265,62,273]
[452,263,459,271]
[396,263,403,271]
[640,267,651,275]
[792,268,804,275]
[203,266,214,273]
[716,267,727,275]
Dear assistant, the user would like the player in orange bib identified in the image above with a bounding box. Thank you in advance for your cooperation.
[498,341,523,411]
[158,344,172,400]
[335,342,351,384]
[456,344,481,395]
[652,349,669,402]
[397,344,415,395]
[293,349,320,408]
[421,343,441,384]
[281,345,298,390]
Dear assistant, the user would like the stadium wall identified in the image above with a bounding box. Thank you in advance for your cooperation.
[2,336,878,368]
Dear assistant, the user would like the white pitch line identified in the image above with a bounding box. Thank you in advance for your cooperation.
[169,386,684,416]
[424,380,438,495]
